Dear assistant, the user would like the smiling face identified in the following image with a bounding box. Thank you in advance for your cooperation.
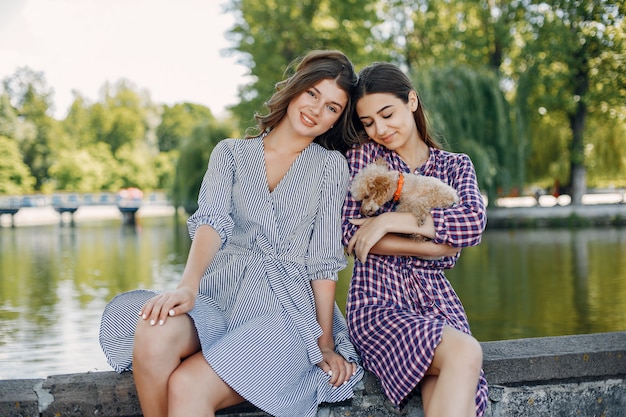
[285,78,348,140]
[355,91,419,154]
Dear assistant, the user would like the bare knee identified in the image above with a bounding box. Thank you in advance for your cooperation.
[168,366,198,406]
[168,355,244,415]
[134,316,199,360]
[463,335,483,373]
[134,319,170,360]
[434,327,483,375]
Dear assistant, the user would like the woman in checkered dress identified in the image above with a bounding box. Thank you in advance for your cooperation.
[99,50,363,417]
[342,62,489,416]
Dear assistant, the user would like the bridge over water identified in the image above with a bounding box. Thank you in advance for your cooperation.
[0,190,169,227]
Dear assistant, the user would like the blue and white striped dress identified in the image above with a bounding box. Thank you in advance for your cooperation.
[99,136,364,417]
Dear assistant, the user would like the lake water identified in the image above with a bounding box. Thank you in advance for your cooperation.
[1,215,625,380]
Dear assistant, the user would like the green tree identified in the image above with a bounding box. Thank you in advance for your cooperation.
[153,150,179,191]
[377,0,625,200]
[0,92,18,138]
[584,112,626,186]
[63,92,94,148]
[515,0,626,204]
[47,149,110,192]
[114,142,159,191]
[2,67,69,190]
[156,103,215,152]
[0,135,35,194]
[87,142,125,191]
[63,79,168,192]
[97,80,147,154]
[417,66,518,203]
[106,106,146,154]
[377,0,524,74]
[171,121,232,214]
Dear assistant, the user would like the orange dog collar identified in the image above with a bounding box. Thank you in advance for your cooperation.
[393,172,404,202]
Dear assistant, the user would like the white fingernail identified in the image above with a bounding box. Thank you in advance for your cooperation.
[327,370,332,376]
[150,319,155,326]
[169,309,175,316]
[158,320,164,326]
[142,314,147,319]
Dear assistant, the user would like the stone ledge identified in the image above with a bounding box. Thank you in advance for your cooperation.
[482,331,626,385]
[1,332,625,417]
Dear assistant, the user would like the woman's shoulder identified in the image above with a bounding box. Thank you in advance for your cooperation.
[212,136,263,156]
[432,147,472,165]
[308,143,349,173]
[346,141,387,162]
[220,136,260,148]
[428,147,477,180]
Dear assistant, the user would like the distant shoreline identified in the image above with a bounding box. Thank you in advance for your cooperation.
[2,191,624,228]
[0,204,179,228]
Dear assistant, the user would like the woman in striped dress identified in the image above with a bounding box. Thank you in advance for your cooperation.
[99,50,363,417]
[342,62,489,416]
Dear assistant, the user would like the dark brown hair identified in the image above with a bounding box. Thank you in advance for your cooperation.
[352,62,443,149]
[249,50,359,153]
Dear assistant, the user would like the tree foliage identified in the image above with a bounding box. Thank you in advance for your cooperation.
[157,103,215,152]
[0,135,35,194]
[512,0,626,202]
[0,70,203,195]
[1,67,68,189]
[171,121,233,214]
[1,1,625,204]
[416,66,521,202]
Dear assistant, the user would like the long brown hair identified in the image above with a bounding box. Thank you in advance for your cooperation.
[248,50,359,153]
[352,62,443,149]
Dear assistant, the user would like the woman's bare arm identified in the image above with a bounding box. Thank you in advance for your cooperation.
[311,279,357,386]
[140,225,222,325]
[347,212,459,262]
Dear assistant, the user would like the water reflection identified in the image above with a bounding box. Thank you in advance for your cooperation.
[0,218,625,380]
[0,217,191,380]
[445,228,626,341]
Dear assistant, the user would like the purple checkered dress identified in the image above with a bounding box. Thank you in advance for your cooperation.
[341,142,489,415]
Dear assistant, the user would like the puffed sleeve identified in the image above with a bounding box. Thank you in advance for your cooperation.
[186,139,236,247]
[430,153,486,247]
[306,150,350,281]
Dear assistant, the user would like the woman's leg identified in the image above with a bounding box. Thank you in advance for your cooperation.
[168,352,245,417]
[132,315,201,417]
[420,325,483,417]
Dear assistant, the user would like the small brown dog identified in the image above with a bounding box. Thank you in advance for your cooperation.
[350,158,459,240]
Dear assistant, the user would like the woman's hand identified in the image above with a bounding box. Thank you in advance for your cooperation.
[347,215,391,262]
[317,347,357,387]
[139,286,197,326]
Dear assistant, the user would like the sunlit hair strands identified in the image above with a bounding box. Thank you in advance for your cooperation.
[249,50,360,154]
[352,62,444,150]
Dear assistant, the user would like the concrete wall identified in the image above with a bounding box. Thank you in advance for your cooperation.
[1,332,625,417]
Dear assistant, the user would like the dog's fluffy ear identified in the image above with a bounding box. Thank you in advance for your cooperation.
[371,176,393,199]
